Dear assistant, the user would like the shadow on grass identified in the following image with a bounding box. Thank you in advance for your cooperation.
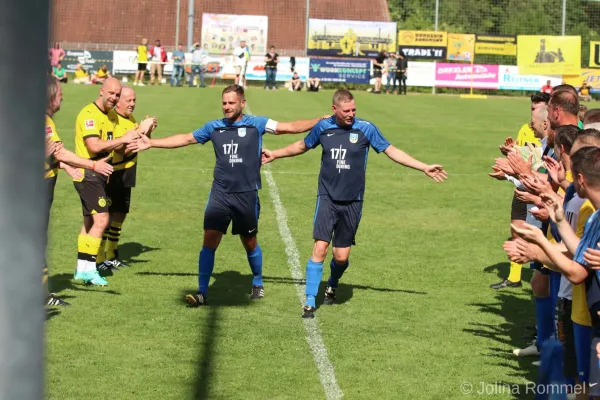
[46,309,61,321]
[117,242,161,265]
[484,261,534,285]
[464,292,538,398]
[262,275,426,307]
[49,273,121,296]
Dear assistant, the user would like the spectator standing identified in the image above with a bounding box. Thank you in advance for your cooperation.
[52,62,68,83]
[396,50,408,95]
[541,80,553,94]
[233,40,250,88]
[48,42,65,68]
[171,44,185,87]
[134,38,149,86]
[148,39,167,85]
[384,53,397,94]
[579,82,592,102]
[264,45,279,90]
[189,43,207,88]
[372,51,385,94]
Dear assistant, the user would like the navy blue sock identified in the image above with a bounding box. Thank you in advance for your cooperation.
[247,245,263,287]
[327,259,349,288]
[305,259,324,308]
[535,296,553,349]
[198,247,216,296]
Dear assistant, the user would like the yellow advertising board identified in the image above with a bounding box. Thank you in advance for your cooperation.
[475,34,517,56]
[517,35,581,75]
[398,30,447,47]
[563,69,600,93]
[447,33,475,62]
[590,41,600,68]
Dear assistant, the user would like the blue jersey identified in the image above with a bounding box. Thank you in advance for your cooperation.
[304,116,390,201]
[193,115,275,193]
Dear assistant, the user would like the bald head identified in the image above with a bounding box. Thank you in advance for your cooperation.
[116,85,136,117]
[99,78,121,111]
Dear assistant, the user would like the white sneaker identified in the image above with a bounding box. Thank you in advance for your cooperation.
[138,82,145,87]
[532,360,540,366]
[512,342,540,357]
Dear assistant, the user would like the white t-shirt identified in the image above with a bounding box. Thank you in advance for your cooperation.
[558,192,587,300]
[152,46,162,61]
[233,46,247,66]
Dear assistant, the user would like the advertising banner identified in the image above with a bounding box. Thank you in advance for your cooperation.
[310,58,370,83]
[435,63,499,89]
[517,35,581,75]
[238,56,309,82]
[447,33,476,62]
[498,65,562,90]
[563,69,600,93]
[397,30,447,60]
[201,13,268,56]
[372,61,435,87]
[475,34,517,56]
[63,50,113,73]
[590,41,600,68]
[307,18,397,58]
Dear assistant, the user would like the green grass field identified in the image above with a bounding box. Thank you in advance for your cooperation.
[47,85,540,399]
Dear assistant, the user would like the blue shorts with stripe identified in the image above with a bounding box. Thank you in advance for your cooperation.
[204,189,260,236]
[313,194,362,248]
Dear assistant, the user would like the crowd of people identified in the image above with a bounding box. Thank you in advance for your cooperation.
[488,83,600,397]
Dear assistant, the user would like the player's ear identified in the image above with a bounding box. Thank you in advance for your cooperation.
[331,104,336,113]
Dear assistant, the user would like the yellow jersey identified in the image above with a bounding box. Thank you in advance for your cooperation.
[44,115,61,179]
[137,45,148,63]
[572,199,596,326]
[515,123,541,147]
[113,112,139,187]
[581,87,590,96]
[97,69,109,78]
[75,69,88,79]
[74,102,118,181]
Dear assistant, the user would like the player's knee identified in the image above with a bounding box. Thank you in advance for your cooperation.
[241,236,257,252]
[93,213,110,230]
[203,230,222,250]
[312,242,329,262]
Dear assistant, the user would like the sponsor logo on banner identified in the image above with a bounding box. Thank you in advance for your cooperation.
[563,69,600,93]
[398,31,448,47]
[307,18,397,58]
[309,58,370,83]
[447,34,476,62]
[435,63,499,89]
[400,46,446,60]
[201,14,268,56]
[498,65,562,91]
[63,50,113,73]
[517,35,581,75]
[240,56,309,82]
[590,41,600,68]
[475,34,517,56]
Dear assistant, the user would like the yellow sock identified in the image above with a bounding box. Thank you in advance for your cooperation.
[105,221,123,260]
[96,230,108,264]
[86,235,102,260]
[507,261,522,283]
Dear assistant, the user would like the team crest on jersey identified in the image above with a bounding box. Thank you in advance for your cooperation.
[45,126,54,138]
[85,119,95,129]
[238,128,246,137]
[349,133,358,143]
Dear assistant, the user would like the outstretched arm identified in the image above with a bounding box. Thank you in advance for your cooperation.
[127,132,197,153]
[383,145,447,182]
[55,147,113,176]
[274,116,330,134]
[262,140,309,164]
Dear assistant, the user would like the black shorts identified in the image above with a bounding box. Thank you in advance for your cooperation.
[510,193,527,221]
[106,170,132,214]
[556,298,577,378]
[73,171,109,216]
[204,189,260,236]
[373,70,383,78]
[313,195,363,248]
[531,261,551,275]
[137,63,147,71]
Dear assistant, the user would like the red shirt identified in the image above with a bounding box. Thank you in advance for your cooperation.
[541,84,553,94]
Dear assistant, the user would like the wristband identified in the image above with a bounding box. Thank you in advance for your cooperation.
[92,161,96,171]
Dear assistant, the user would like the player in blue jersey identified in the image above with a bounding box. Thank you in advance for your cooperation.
[261,89,448,318]
[127,84,326,306]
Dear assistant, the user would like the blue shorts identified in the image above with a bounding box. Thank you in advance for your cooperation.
[204,189,260,236]
[313,195,362,248]
[573,322,591,383]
